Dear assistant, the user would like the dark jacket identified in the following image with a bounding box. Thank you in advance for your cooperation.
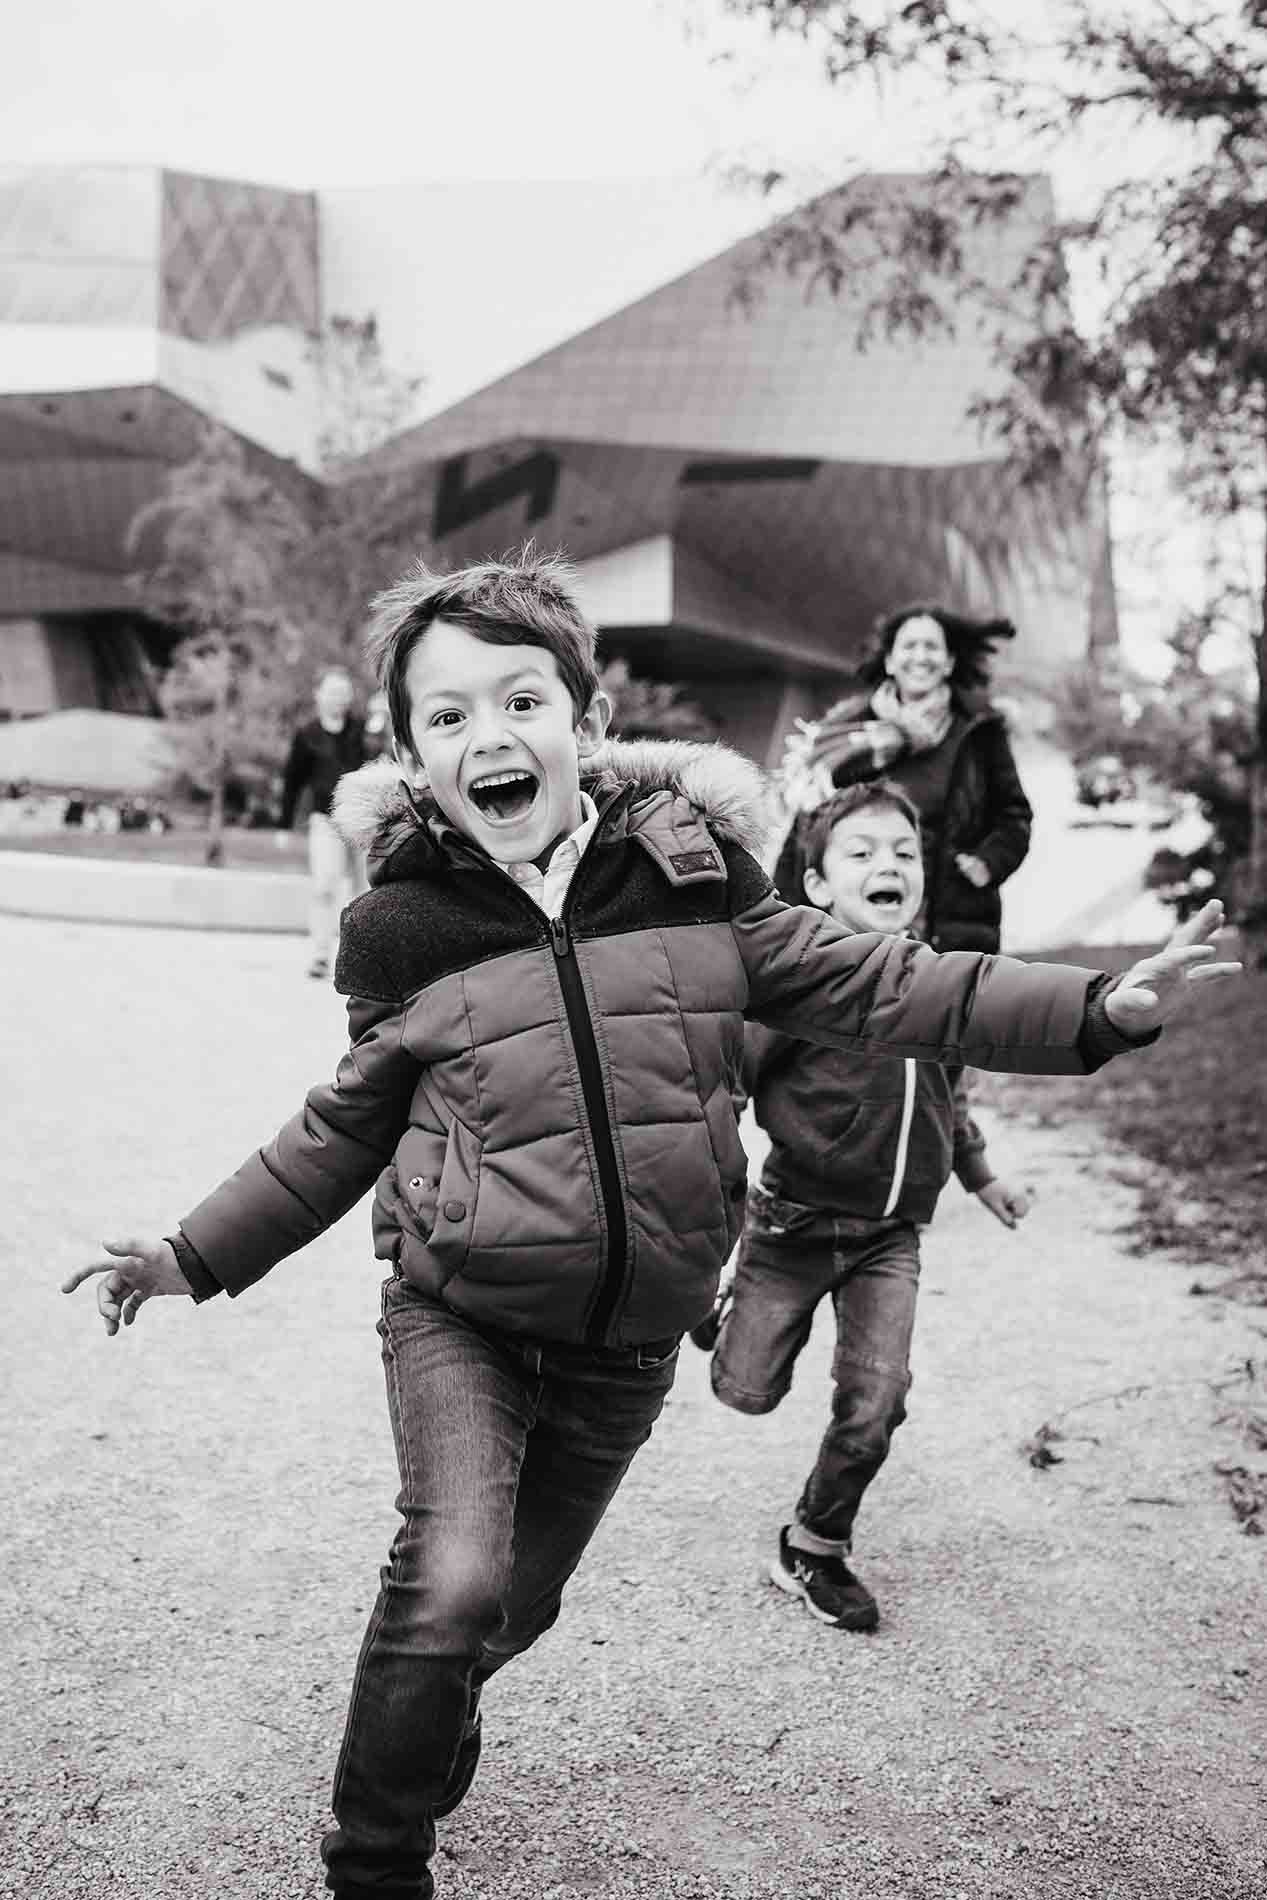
[279,717,367,828]
[775,693,1033,954]
[746,1023,993,1223]
[171,740,1134,1349]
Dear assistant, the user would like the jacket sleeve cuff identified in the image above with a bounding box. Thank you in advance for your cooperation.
[1077,973,1162,1069]
[167,1229,224,1304]
[954,1147,996,1194]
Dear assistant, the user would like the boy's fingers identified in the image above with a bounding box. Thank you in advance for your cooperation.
[61,1261,108,1293]
[1166,898,1226,947]
[1187,960,1242,983]
[1145,944,1217,972]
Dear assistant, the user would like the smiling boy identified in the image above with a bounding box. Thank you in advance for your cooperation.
[61,553,1238,1899]
[699,783,1034,1632]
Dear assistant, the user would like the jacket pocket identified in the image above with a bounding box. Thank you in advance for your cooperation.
[396,1127,447,1241]
[747,1181,819,1237]
[396,1121,481,1286]
[423,1118,482,1285]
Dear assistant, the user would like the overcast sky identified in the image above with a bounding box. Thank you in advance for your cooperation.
[0,0,890,189]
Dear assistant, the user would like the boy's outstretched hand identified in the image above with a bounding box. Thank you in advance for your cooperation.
[1103,900,1241,1038]
[975,1177,1034,1230]
[61,1237,192,1336]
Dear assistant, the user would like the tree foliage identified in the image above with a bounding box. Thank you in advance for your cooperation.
[127,426,309,862]
[286,314,428,677]
[127,316,429,858]
[598,660,719,742]
[1050,615,1254,906]
[714,0,1267,942]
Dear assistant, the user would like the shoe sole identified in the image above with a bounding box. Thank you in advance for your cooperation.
[768,1558,880,1631]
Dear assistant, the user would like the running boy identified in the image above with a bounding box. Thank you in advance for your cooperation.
[697,782,1035,1633]
[61,551,1237,1900]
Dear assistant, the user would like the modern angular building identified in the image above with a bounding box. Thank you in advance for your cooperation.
[1,162,1114,764]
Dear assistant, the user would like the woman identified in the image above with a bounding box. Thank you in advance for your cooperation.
[775,604,1032,953]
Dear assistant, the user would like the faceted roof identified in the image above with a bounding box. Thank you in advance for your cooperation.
[351,175,1094,676]
[0,164,1101,672]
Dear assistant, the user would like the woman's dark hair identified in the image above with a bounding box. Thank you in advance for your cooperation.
[856,602,1017,693]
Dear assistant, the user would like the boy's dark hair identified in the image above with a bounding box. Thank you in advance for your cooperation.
[366,546,601,749]
[802,781,922,878]
[858,601,1017,693]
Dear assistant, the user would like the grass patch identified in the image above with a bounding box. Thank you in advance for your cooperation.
[977,936,1266,1301]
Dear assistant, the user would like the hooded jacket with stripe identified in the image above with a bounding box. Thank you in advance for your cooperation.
[744,1022,995,1224]
[171,739,1138,1348]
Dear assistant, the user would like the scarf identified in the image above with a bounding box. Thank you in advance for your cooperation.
[779,680,954,816]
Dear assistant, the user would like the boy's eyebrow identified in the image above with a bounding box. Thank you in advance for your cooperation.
[831,823,918,843]
[412,662,554,710]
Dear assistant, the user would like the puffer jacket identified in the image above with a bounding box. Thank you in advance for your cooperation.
[173,739,1131,1348]
[746,1025,994,1222]
[773,691,1032,953]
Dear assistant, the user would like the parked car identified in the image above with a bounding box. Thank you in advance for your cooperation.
[1076,752,1136,808]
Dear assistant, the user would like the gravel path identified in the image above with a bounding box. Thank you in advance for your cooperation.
[4,913,1264,1900]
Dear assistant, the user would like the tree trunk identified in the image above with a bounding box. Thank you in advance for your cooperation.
[1243,498,1267,965]
[205,640,229,870]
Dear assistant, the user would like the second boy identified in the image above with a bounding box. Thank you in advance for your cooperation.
[698,782,1034,1630]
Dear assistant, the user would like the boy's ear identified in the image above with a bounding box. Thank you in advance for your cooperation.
[801,865,830,910]
[575,689,612,759]
[392,737,426,786]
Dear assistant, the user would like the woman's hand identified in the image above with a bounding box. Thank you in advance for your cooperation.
[955,853,992,889]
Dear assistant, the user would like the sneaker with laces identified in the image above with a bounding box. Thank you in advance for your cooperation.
[769,1526,879,1630]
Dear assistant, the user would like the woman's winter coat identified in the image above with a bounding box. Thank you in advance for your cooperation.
[173,741,1122,1349]
[775,691,1033,953]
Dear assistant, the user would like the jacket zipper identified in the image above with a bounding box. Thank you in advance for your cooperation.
[881,1059,917,1218]
[549,912,630,1344]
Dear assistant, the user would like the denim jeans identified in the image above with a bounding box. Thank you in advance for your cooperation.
[711,1184,921,1551]
[320,1279,680,1898]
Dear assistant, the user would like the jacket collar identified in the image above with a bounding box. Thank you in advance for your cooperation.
[330,738,773,887]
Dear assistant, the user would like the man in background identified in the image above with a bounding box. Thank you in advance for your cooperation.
[279,667,367,979]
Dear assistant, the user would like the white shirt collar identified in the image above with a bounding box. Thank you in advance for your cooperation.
[500,790,600,915]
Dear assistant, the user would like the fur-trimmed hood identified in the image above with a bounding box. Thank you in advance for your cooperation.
[331,737,773,879]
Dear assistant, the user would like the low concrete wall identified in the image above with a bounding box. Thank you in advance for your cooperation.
[0,850,308,933]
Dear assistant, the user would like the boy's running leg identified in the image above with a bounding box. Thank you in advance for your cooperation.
[477,1334,682,1676]
[322,1284,535,1900]
[779,1218,920,1629]
[306,812,343,977]
[710,1187,837,1417]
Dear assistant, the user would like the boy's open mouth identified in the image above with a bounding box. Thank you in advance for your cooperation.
[467,769,540,824]
[863,885,907,913]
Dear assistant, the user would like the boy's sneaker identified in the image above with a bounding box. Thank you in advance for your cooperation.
[769,1526,879,1631]
[689,1287,731,1352]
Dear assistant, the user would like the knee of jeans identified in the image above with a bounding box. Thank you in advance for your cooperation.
[710,1358,786,1416]
[831,1352,911,1424]
[388,1527,509,1644]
